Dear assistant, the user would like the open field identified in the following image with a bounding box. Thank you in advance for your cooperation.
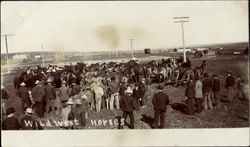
[1,54,249,129]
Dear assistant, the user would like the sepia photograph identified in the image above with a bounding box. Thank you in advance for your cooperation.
[1,1,249,146]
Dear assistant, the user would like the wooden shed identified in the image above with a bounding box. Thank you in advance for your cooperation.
[144,48,151,54]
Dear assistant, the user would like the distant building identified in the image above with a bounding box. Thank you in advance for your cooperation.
[144,48,151,54]
[176,48,192,53]
[34,55,42,58]
[12,54,28,60]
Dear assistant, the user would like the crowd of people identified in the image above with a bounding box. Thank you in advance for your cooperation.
[1,57,248,130]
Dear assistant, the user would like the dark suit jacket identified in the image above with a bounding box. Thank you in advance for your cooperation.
[152,91,170,112]
[32,85,45,102]
[2,117,21,130]
[44,84,56,99]
[120,95,136,112]
[213,78,220,91]
[226,75,235,88]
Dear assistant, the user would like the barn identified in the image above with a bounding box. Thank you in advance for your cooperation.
[144,48,151,54]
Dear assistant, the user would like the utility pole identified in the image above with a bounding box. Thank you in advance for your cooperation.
[41,45,45,67]
[1,34,15,73]
[173,17,189,63]
[129,39,134,59]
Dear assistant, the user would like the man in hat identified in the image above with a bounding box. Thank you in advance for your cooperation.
[212,74,221,106]
[152,85,170,128]
[195,75,203,114]
[31,80,46,117]
[93,82,104,112]
[18,82,32,113]
[58,81,70,109]
[226,70,235,104]
[185,77,196,115]
[2,107,21,130]
[139,78,148,108]
[120,87,136,129]
[69,80,81,97]
[61,98,74,129]
[236,74,246,100]
[109,76,119,110]
[69,99,86,129]
[203,73,213,110]
[19,108,43,130]
[44,78,56,115]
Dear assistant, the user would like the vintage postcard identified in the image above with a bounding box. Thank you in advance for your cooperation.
[1,1,249,146]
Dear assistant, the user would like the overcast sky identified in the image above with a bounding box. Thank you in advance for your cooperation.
[1,1,248,53]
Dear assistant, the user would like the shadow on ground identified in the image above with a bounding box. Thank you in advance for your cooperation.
[171,103,189,115]
[140,114,154,128]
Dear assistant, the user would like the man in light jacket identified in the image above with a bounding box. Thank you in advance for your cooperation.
[195,76,203,113]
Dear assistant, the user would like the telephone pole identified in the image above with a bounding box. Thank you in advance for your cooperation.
[173,17,189,63]
[41,45,45,67]
[1,34,15,73]
[129,39,134,59]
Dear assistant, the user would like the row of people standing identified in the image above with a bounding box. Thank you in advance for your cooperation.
[185,70,247,115]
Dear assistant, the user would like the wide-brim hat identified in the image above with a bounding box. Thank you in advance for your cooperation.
[47,78,53,83]
[35,80,41,85]
[125,87,133,94]
[157,85,164,90]
[227,70,232,74]
[26,108,34,114]
[66,98,74,105]
[62,81,66,84]
[81,95,87,99]
[75,99,82,105]
[20,82,26,86]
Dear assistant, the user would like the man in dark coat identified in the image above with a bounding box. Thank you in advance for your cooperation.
[132,84,142,110]
[120,87,136,129]
[2,107,21,130]
[69,99,86,129]
[44,79,56,115]
[203,73,213,110]
[226,70,235,104]
[185,78,195,115]
[19,108,42,130]
[152,85,169,128]
[18,82,31,113]
[32,80,45,117]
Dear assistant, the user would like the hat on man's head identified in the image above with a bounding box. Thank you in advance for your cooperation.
[204,73,209,78]
[75,99,82,105]
[125,87,133,94]
[47,78,53,83]
[66,98,74,105]
[20,82,26,86]
[81,95,87,100]
[62,81,66,84]
[227,70,232,74]
[157,85,164,90]
[6,107,15,116]
[141,78,146,81]
[26,108,34,114]
[35,80,41,85]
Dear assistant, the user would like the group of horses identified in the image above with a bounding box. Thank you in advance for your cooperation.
[13,57,207,92]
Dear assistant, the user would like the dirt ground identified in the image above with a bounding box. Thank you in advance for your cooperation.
[1,55,249,129]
